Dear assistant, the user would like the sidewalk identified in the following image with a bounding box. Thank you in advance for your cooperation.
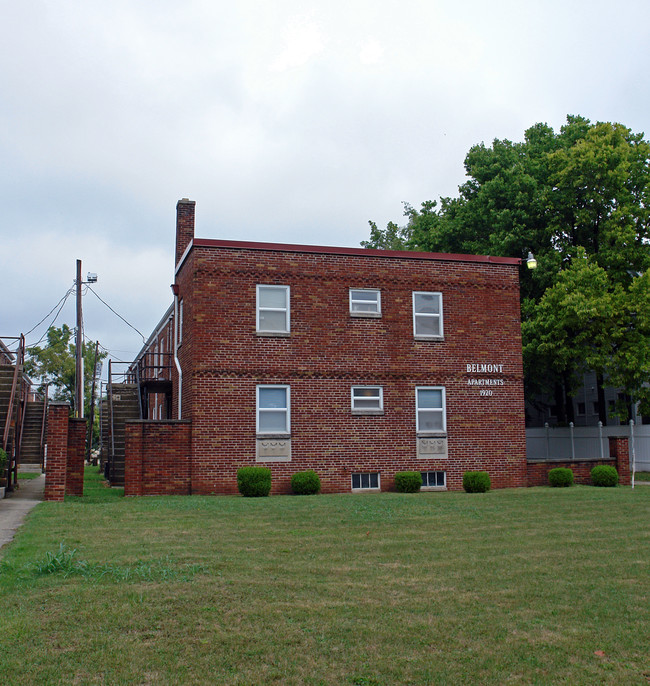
[0,474,45,556]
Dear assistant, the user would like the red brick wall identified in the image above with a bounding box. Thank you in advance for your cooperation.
[172,242,526,495]
[527,459,619,486]
[65,418,87,496]
[608,436,631,485]
[124,420,191,496]
[527,437,631,487]
[44,404,69,501]
[44,405,87,500]
[175,199,195,265]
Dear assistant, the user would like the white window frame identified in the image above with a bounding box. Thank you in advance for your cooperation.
[349,288,381,317]
[416,386,446,434]
[412,291,443,339]
[256,385,290,435]
[421,470,446,490]
[351,472,380,491]
[351,386,384,414]
[257,285,290,334]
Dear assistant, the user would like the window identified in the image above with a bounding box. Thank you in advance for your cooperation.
[416,387,446,433]
[257,286,289,333]
[421,471,446,488]
[349,289,381,316]
[413,291,443,338]
[178,299,184,344]
[257,285,290,333]
[257,385,290,434]
[577,402,586,415]
[351,386,383,414]
[351,472,380,490]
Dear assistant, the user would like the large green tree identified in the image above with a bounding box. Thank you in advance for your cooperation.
[25,325,107,422]
[364,116,650,422]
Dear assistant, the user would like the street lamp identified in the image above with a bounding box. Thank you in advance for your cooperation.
[526,252,538,270]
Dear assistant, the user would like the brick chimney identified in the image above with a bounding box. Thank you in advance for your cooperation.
[175,198,196,266]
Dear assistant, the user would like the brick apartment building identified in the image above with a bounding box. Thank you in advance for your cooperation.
[124,199,527,495]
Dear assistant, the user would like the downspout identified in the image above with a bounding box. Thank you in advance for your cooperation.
[172,284,182,420]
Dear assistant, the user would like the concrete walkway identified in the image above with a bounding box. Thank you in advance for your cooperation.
[0,474,45,556]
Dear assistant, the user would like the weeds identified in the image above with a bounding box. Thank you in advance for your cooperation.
[31,542,205,582]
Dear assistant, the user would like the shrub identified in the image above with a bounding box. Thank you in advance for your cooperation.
[463,471,491,493]
[0,448,7,473]
[548,467,574,487]
[591,465,618,487]
[291,470,321,495]
[237,467,272,497]
[394,471,422,493]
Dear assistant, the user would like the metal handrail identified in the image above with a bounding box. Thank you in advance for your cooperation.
[108,359,115,481]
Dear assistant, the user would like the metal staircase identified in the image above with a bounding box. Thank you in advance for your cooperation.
[104,361,142,486]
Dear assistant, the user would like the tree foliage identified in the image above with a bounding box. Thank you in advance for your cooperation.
[364,116,650,420]
[25,325,107,419]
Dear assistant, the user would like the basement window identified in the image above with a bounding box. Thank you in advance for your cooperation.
[421,471,446,489]
[351,472,380,491]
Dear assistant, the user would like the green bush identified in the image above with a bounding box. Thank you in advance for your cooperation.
[463,471,491,493]
[591,465,619,487]
[548,467,574,487]
[237,467,272,497]
[394,471,422,493]
[290,469,321,495]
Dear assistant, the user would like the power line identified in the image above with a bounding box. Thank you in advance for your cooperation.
[85,285,147,344]
[24,286,75,338]
[28,289,75,348]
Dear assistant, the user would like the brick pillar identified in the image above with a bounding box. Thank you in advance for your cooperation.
[44,403,69,501]
[175,198,195,265]
[65,418,87,497]
[124,421,144,496]
[608,436,631,485]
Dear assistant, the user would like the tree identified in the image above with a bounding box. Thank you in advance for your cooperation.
[365,116,650,421]
[25,325,107,427]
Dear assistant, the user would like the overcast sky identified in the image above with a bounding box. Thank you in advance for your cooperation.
[1,0,649,366]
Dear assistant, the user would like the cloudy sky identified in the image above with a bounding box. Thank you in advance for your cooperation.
[1,0,649,366]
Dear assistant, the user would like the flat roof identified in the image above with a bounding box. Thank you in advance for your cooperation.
[192,238,521,266]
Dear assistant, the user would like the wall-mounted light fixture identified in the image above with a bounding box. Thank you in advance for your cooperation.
[526,252,537,270]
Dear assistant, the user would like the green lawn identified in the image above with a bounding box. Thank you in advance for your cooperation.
[1,468,649,685]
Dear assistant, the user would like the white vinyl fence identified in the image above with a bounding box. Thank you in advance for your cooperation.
[526,421,650,472]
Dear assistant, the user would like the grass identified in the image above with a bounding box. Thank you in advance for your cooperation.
[0,468,649,685]
[635,470,650,481]
[17,472,42,480]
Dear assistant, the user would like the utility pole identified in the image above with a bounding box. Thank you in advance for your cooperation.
[75,259,84,418]
[86,341,100,464]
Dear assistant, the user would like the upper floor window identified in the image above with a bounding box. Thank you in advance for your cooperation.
[178,299,184,345]
[413,292,443,339]
[416,386,446,433]
[349,289,381,317]
[257,385,290,434]
[351,386,383,414]
[257,285,290,334]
